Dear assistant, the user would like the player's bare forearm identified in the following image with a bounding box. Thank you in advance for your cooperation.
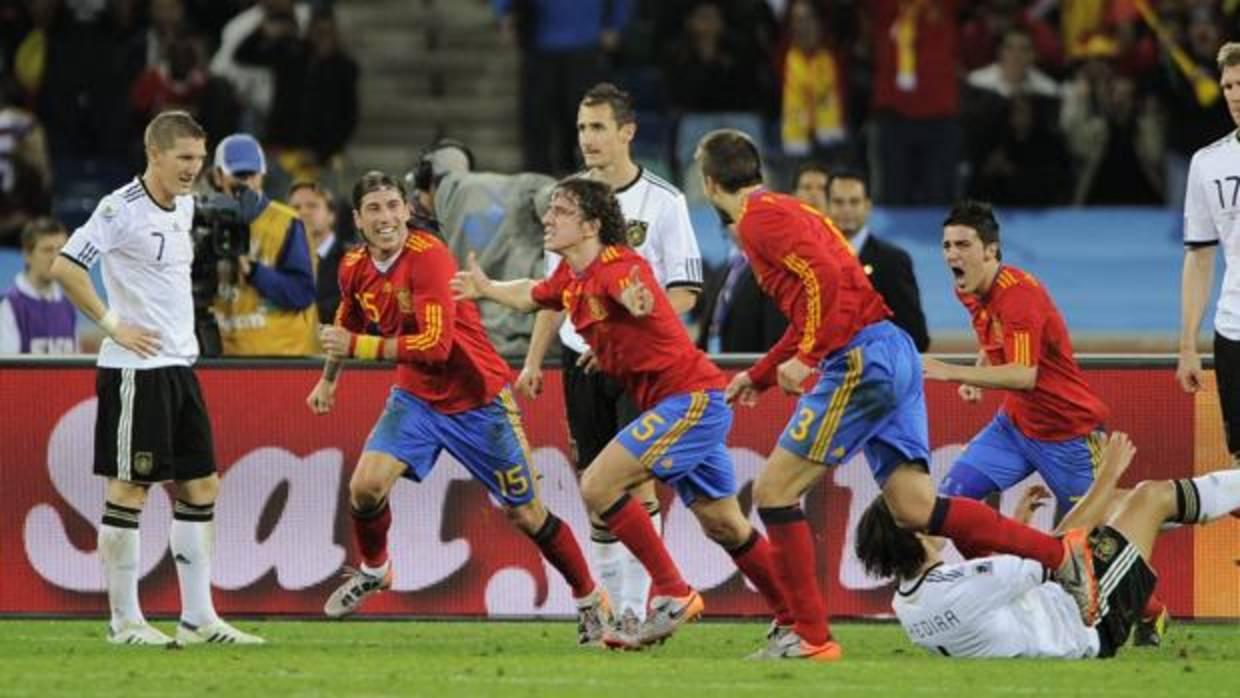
[666,287,699,314]
[1054,474,1125,535]
[481,279,539,313]
[524,309,563,369]
[322,357,343,383]
[1179,246,1215,353]
[49,256,108,322]
[937,361,1037,391]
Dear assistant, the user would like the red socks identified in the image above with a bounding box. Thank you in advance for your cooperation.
[602,494,690,598]
[758,506,831,645]
[531,513,595,598]
[351,500,392,568]
[728,530,794,627]
[930,497,1063,569]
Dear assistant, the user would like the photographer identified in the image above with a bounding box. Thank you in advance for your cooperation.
[209,133,317,356]
[408,139,553,358]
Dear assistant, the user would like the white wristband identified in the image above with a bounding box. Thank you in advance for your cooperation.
[98,310,120,336]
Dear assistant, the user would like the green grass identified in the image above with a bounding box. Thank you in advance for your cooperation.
[4,619,1239,697]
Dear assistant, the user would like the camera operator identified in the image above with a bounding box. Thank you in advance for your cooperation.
[407,139,554,358]
[209,133,317,356]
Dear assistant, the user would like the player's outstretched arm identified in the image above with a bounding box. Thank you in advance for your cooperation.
[451,252,539,313]
[923,356,1036,391]
[1177,245,1215,393]
[1054,432,1136,535]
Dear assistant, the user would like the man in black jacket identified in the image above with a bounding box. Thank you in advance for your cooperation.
[696,223,786,354]
[820,168,931,352]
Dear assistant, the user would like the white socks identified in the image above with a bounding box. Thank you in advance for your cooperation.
[171,501,219,628]
[592,510,659,621]
[1179,470,1240,523]
[98,524,144,632]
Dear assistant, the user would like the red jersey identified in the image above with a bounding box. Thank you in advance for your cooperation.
[958,265,1108,440]
[531,245,724,411]
[735,190,890,389]
[335,230,512,414]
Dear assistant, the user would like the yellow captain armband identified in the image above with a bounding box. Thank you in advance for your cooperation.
[351,334,383,360]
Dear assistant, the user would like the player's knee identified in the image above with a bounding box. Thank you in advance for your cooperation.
[349,475,389,510]
[885,493,933,531]
[176,474,218,505]
[504,501,546,535]
[578,468,612,514]
[752,472,790,508]
[106,480,149,509]
[699,514,748,548]
[1128,480,1173,513]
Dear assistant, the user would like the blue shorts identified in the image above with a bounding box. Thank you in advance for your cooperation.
[363,387,537,507]
[939,411,1102,510]
[616,390,737,506]
[777,321,930,485]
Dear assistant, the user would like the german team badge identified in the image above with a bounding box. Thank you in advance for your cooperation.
[625,220,648,247]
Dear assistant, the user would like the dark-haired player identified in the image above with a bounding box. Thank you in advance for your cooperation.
[520,83,703,632]
[855,432,1240,658]
[694,129,1099,661]
[921,201,1171,645]
[454,178,792,651]
[305,171,607,645]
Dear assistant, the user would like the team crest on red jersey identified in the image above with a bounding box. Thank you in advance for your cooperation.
[587,296,607,320]
[396,288,414,315]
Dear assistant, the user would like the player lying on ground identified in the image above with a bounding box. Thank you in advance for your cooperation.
[306,171,607,645]
[452,177,793,652]
[855,432,1240,658]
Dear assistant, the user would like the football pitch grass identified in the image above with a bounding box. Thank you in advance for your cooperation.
[4,619,1240,697]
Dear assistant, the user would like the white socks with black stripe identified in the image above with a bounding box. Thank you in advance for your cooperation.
[99,508,144,633]
[1175,470,1240,524]
[171,500,220,628]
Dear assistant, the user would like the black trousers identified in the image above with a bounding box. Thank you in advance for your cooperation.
[560,345,640,471]
[1214,332,1240,457]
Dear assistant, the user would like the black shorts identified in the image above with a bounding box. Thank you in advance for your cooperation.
[1213,332,1240,455]
[1091,525,1158,658]
[94,366,217,483]
[561,345,640,470]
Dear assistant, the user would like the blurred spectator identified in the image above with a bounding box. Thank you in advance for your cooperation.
[790,160,828,212]
[871,0,962,206]
[123,0,189,77]
[0,216,76,353]
[288,179,344,324]
[21,1,132,166]
[777,0,847,162]
[1148,6,1231,211]
[208,133,318,356]
[962,28,1067,206]
[129,35,241,150]
[959,0,1062,73]
[967,29,1061,100]
[822,169,929,351]
[696,223,785,354]
[1062,57,1163,205]
[0,86,53,246]
[663,0,772,187]
[494,0,629,175]
[209,0,310,134]
[234,6,357,182]
[968,95,1071,206]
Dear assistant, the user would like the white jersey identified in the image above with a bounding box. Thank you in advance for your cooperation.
[892,556,1099,659]
[1185,131,1240,340]
[548,167,703,354]
[61,177,198,369]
